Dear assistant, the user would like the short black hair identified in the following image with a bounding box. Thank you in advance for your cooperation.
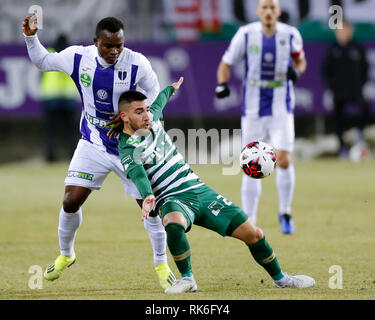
[96,17,124,37]
[118,90,147,111]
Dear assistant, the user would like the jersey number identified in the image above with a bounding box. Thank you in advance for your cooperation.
[208,195,232,216]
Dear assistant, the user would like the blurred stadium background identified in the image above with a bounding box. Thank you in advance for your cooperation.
[1,0,375,163]
[1,0,375,300]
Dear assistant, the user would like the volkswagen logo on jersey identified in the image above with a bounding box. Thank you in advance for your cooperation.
[264,52,274,62]
[118,71,127,80]
[97,89,108,100]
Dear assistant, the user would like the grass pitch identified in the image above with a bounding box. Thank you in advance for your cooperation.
[0,159,374,300]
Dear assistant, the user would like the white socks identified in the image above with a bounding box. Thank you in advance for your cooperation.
[58,207,82,257]
[144,215,168,266]
[276,165,295,214]
[241,174,262,225]
[57,207,167,266]
[241,165,295,223]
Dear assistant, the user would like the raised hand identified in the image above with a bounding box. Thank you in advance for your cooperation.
[171,77,184,96]
[22,13,38,36]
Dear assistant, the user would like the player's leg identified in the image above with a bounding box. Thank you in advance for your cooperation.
[134,199,168,266]
[112,155,175,290]
[61,101,78,159]
[44,140,110,281]
[194,186,284,282]
[270,114,296,234]
[352,95,370,149]
[230,218,284,281]
[333,97,348,157]
[241,175,262,224]
[357,95,370,134]
[240,116,264,224]
[192,185,313,288]
[59,185,90,254]
[44,185,90,280]
[159,198,198,294]
[275,149,295,233]
[163,212,197,294]
[230,218,315,288]
[43,101,57,162]
[44,185,90,281]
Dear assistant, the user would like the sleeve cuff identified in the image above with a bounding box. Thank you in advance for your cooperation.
[291,49,304,59]
[23,32,37,38]
[23,33,38,46]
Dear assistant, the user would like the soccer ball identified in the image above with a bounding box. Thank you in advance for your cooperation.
[240,141,277,179]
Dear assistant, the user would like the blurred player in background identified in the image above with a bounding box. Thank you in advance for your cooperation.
[215,0,306,234]
[321,20,370,159]
[22,14,175,289]
[116,77,315,293]
[40,34,78,163]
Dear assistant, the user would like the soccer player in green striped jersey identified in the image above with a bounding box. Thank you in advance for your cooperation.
[116,77,315,293]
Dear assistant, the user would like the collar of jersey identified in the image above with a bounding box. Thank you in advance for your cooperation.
[95,57,117,70]
[121,131,149,144]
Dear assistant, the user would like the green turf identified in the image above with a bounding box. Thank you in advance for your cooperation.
[0,159,374,300]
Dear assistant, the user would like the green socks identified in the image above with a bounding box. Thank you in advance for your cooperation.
[247,236,284,281]
[165,223,192,278]
[165,223,283,281]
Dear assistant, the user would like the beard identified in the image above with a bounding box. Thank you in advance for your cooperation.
[131,124,150,137]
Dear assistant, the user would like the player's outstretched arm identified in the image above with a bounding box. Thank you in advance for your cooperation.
[150,77,184,120]
[22,13,38,36]
[23,12,77,74]
[107,77,184,139]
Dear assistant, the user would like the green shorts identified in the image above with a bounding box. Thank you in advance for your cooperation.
[158,185,249,237]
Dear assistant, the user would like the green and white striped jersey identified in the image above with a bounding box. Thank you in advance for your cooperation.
[117,86,204,207]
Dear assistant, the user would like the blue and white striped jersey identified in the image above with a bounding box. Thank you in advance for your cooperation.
[222,22,304,118]
[25,35,159,155]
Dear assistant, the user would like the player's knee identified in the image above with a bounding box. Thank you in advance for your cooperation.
[243,226,264,245]
[63,196,81,213]
[278,161,289,169]
[231,219,264,244]
[63,186,90,213]
[252,226,264,243]
[276,150,292,169]
[277,156,291,169]
[162,211,188,230]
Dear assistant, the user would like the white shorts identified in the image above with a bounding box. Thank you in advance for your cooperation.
[241,114,295,152]
[64,139,141,199]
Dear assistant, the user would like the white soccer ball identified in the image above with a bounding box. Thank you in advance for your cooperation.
[240,141,277,179]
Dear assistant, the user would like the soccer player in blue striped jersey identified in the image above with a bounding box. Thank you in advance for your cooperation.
[116,77,315,293]
[216,0,307,234]
[23,15,175,289]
